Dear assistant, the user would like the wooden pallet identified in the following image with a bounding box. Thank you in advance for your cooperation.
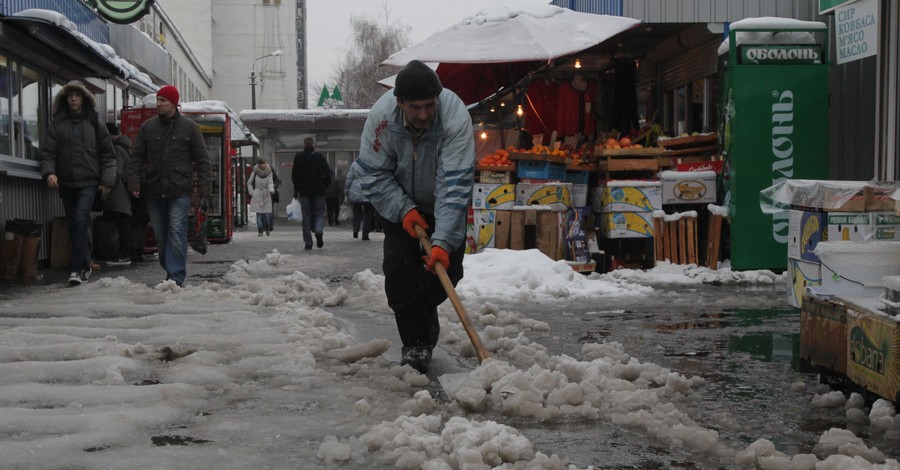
[705,212,725,270]
[657,133,717,149]
[494,208,565,260]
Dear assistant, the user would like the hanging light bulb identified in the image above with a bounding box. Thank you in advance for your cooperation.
[516,104,524,117]
[490,106,496,113]
[574,58,582,69]
[500,101,506,107]
[479,122,488,140]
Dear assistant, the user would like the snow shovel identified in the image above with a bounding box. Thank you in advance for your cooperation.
[415,225,491,369]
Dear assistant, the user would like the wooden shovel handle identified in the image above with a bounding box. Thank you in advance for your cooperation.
[415,225,490,363]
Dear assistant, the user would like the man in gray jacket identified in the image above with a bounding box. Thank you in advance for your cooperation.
[356,60,475,373]
[127,85,211,287]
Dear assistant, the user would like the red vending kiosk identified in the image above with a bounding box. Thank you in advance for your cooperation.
[121,100,238,244]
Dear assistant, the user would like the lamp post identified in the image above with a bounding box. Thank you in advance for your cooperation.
[249,49,282,110]
[249,49,282,162]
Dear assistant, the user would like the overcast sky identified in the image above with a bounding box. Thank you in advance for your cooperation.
[305,0,548,99]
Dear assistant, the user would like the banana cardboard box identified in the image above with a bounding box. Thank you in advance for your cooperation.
[787,257,821,308]
[826,212,900,242]
[472,183,516,210]
[515,182,573,211]
[593,181,662,213]
[845,305,900,403]
[788,210,826,263]
[465,209,497,254]
[598,211,655,239]
[658,170,717,205]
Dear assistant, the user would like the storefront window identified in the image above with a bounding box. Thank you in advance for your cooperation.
[20,64,45,161]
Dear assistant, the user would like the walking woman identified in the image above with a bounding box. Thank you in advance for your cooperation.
[247,159,276,236]
[344,160,374,240]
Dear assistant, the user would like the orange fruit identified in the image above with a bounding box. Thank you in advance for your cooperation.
[619,137,632,147]
[604,138,618,147]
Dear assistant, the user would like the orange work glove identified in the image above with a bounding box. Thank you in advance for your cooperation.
[423,246,449,273]
[401,208,428,239]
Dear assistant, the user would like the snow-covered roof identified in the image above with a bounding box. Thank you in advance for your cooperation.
[11,9,156,91]
[717,17,827,56]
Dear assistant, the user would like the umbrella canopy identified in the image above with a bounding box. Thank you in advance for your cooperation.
[382,3,640,103]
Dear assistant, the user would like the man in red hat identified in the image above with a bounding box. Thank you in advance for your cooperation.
[126,85,211,287]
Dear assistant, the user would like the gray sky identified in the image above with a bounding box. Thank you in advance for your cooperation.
[305,0,538,100]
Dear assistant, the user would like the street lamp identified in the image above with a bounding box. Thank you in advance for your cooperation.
[249,49,282,110]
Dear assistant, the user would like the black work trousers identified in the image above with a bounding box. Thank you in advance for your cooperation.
[381,213,465,349]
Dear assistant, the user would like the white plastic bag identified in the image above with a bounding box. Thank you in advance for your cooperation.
[338,203,350,222]
[286,197,303,222]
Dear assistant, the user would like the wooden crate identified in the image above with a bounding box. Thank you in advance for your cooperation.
[597,148,663,173]
[652,213,698,265]
[494,208,565,260]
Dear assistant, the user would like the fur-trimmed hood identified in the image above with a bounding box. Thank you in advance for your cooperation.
[52,80,98,115]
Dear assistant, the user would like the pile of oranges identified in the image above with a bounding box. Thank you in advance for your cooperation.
[478,148,513,167]
[599,137,643,150]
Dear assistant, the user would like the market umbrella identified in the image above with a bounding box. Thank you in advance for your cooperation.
[381,3,641,104]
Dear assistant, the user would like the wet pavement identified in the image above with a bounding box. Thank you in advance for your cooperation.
[2,219,896,468]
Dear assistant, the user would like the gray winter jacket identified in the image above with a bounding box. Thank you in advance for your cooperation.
[103,134,132,216]
[355,88,475,252]
[343,161,367,204]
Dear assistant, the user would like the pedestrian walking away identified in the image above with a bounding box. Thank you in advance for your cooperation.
[324,169,345,226]
[291,137,332,250]
[102,122,134,266]
[269,169,281,232]
[126,85,212,287]
[247,158,276,236]
[40,80,117,286]
[344,160,375,241]
[356,60,475,373]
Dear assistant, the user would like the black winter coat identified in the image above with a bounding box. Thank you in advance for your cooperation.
[291,146,332,197]
[127,111,211,200]
[40,110,116,189]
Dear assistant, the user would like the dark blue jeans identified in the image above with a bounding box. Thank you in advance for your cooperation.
[59,186,96,274]
[147,196,190,286]
[298,196,326,245]
[256,213,273,234]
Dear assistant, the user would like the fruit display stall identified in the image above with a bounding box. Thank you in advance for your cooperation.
[465,132,724,273]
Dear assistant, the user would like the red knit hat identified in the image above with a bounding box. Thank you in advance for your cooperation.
[157,85,180,106]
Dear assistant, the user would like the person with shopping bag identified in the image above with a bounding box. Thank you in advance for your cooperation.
[247,159,276,236]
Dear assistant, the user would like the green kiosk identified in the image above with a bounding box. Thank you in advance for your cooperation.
[720,18,830,270]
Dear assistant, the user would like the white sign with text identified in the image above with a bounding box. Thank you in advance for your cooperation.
[835,0,878,64]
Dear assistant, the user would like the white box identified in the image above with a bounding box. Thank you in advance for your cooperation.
[816,241,900,298]
[515,182,573,211]
[658,170,717,205]
[472,183,516,210]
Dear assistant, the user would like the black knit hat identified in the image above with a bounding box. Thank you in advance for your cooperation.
[393,60,443,100]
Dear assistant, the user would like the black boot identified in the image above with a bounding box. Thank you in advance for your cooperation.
[400,346,432,373]
[315,233,324,248]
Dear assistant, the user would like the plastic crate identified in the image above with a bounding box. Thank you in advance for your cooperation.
[517,161,566,181]
[565,170,590,185]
